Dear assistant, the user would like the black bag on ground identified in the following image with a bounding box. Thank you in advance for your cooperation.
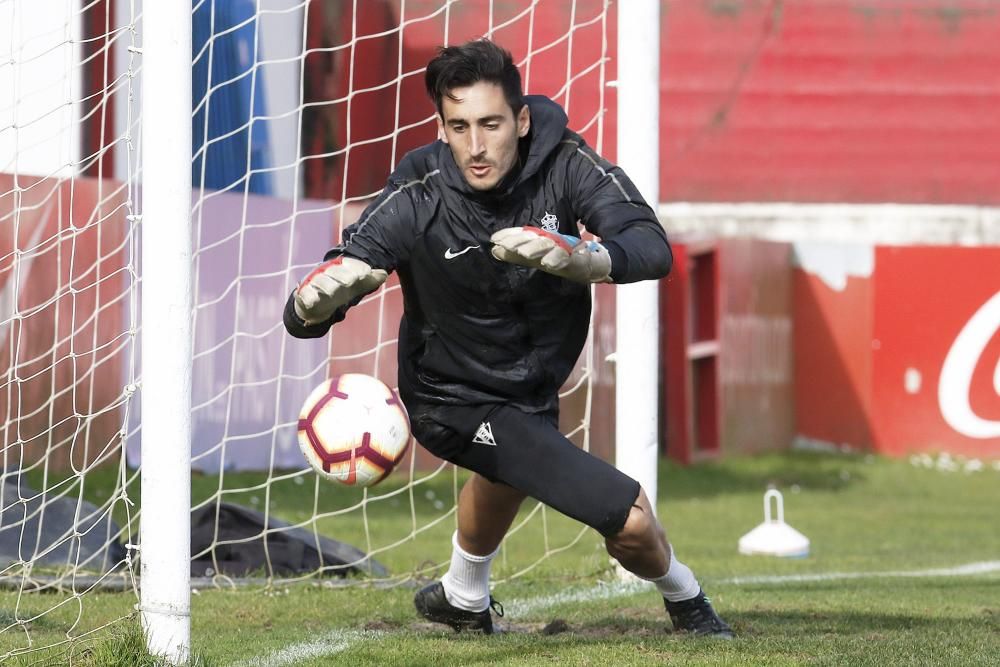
[189,501,388,579]
[0,469,126,574]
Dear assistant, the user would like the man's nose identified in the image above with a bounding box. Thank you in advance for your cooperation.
[469,128,486,158]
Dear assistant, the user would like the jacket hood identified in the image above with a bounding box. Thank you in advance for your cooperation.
[437,95,569,198]
[518,95,569,182]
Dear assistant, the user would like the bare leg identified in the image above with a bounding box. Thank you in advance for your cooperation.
[428,474,525,615]
[603,487,733,637]
[456,473,527,555]
[604,488,671,578]
[415,473,525,629]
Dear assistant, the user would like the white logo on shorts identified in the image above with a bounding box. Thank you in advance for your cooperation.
[472,421,497,446]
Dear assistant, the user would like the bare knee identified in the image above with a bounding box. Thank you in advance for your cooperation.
[604,488,670,567]
[606,501,655,557]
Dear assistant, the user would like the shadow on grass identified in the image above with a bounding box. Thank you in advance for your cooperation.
[408,606,994,641]
[200,450,877,514]
[510,609,983,640]
[20,448,874,515]
[733,576,1000,596]
[660,450,871,499]
[732,607,997,637]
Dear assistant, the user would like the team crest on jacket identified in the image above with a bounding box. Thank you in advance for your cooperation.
[539,211,559,232]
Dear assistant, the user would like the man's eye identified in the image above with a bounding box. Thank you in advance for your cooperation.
[484,124,499,131]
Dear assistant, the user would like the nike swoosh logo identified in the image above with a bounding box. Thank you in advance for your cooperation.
[444,245,480,260]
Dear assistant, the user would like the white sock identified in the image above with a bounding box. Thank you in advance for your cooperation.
[647,550,701,602]
[440,531,498,612]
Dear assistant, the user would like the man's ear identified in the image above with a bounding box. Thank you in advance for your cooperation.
[436,114,448,143]
[517,104,531,138]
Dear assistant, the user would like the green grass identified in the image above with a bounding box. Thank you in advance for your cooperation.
[3,450,999,665]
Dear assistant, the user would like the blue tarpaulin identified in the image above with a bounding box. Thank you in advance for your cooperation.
[192,0,272,195]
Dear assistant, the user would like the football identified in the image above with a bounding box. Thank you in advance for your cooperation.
[297,374,411,486]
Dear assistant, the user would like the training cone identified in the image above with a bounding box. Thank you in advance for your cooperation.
[738,489,810,558]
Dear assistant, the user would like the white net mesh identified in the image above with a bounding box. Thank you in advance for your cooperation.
[1,0,615,658]
[0,0,142,659]
[176,0,615,586]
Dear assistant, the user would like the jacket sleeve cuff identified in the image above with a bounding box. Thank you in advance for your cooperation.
[283,291,341,339]
[602,240,628,283]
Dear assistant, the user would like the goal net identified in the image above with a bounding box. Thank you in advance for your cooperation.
[1,0,620,660]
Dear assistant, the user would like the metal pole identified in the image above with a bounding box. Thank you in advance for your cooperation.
[140,0,192,661]
[615,0,661,509]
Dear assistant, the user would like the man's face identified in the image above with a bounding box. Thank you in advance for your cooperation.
[437,82,530,191]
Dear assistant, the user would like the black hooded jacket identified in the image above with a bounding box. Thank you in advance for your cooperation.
[284,96,671,415]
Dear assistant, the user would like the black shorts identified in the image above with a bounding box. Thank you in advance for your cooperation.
[409,403,641,538]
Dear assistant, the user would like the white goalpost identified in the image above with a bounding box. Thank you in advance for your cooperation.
[614,0,661,512]
[139,1,193,661]
[0,1,662,663]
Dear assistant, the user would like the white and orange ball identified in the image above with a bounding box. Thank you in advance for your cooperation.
[297,374,411,486]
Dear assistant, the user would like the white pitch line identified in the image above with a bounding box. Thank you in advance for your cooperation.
[234,629,379,667]
[505,560,1000,617]
[505,579,651,617]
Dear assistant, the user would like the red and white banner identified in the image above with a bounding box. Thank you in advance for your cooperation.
[872,247,1000,457]
[795,244,1000,458]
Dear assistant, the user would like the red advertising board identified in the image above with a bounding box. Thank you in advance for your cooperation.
[795,245,1000,458]
[872,247,1000,457]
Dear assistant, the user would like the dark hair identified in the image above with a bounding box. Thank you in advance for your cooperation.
[424,39,524,117]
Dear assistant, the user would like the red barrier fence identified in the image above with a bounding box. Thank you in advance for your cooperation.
[662,238,794,463]
[304,1,1000,205]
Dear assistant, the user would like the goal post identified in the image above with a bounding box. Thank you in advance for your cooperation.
[139,1,193,661]
[615,0,661,509]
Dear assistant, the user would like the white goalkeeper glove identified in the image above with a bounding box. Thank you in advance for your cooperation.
[490,227,612,284]
[293,256,388,325]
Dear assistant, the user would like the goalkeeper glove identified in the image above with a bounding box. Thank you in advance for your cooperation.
[490,227,612,283]
[293,256,388,325]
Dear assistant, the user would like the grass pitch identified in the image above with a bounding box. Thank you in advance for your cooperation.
[3,449,998,665]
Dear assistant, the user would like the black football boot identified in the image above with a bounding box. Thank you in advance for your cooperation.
[664,590,734,639]
[414,581,504,634]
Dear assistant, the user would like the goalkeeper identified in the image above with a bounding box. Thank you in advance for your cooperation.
[285,38,732,639]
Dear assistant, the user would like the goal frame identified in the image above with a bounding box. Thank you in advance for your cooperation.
[136,2,662,661]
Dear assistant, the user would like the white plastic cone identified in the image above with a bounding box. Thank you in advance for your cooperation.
[738,489,810,558]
